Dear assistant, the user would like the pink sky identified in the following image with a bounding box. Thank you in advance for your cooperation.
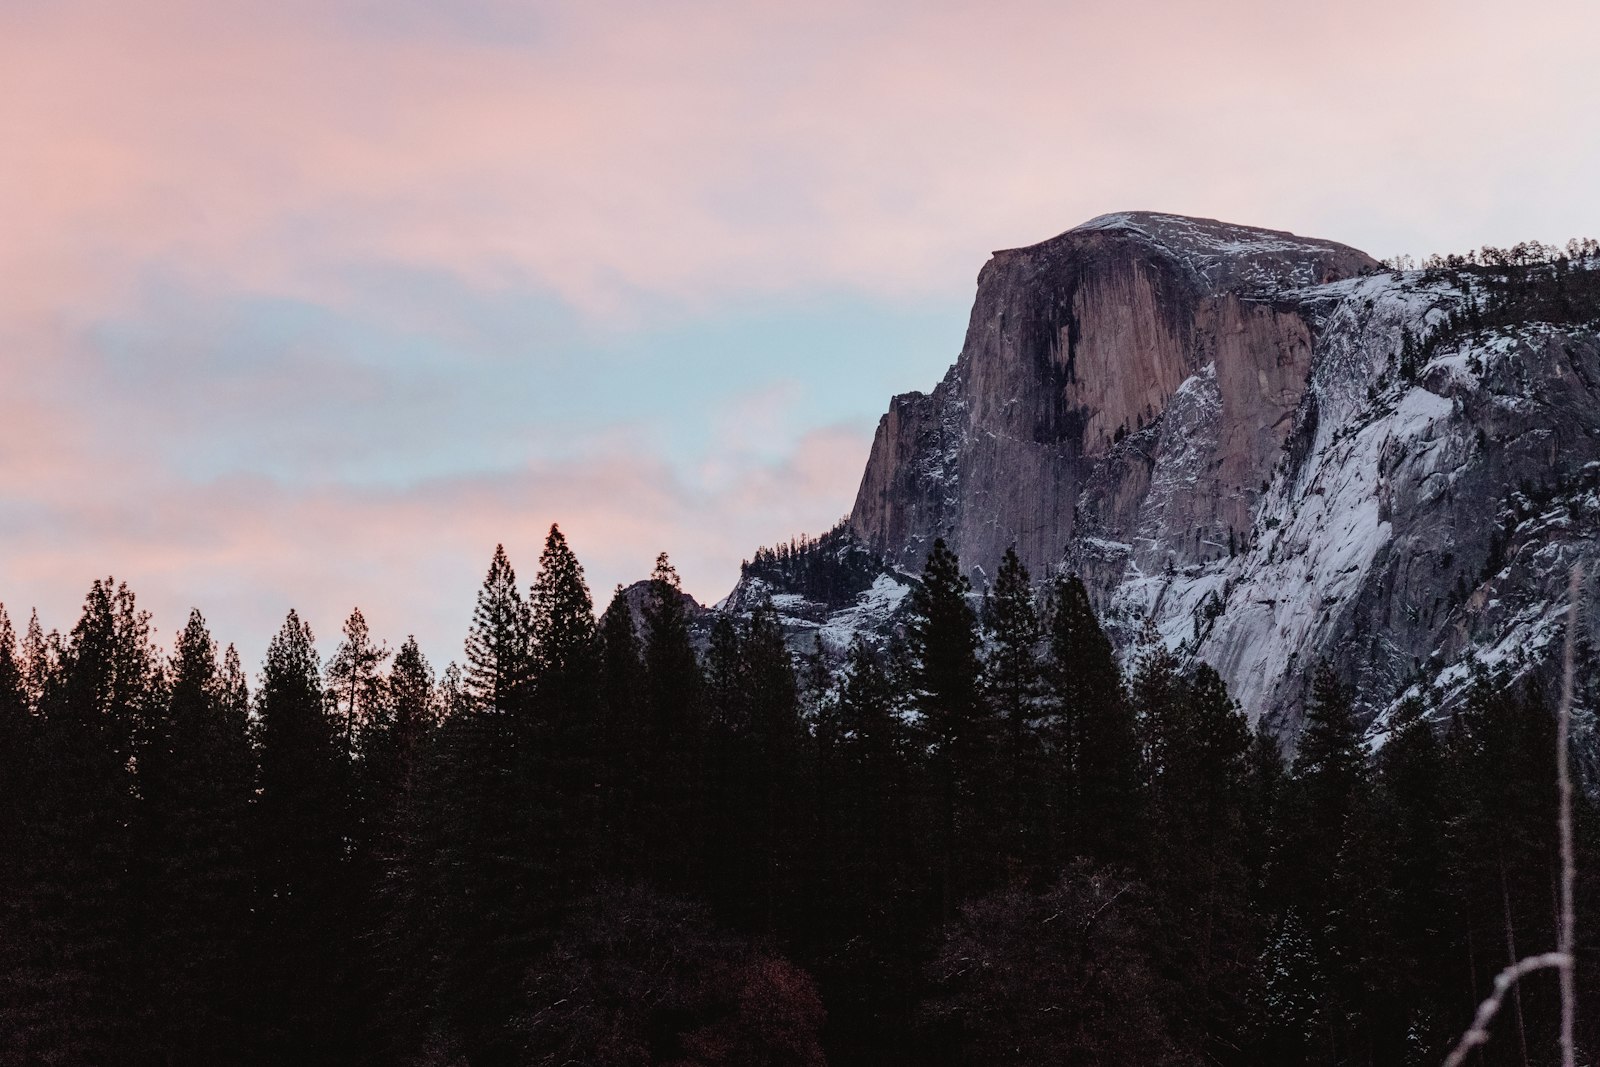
[3,0,1598,668]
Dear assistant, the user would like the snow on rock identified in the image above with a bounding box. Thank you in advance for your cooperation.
[826,212,1600,741]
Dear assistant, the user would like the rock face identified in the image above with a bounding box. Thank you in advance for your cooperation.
[831,211,1600,734]
[848,213,1373,585]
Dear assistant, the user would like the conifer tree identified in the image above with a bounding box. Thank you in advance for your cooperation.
[2,580,152,1063]
[430,551,550,1061]
[363,636,440,1062]
[529,523,598,716]
[1146,663,1257,1059]
[981,547,1045,875]
[641,553,706,887]
[362,635,434,825]
[0,605,36,1057]
[219,642,250,724]
[1277,660,1372,1058]
[464,544,532,719]
[528,524,602,885]
[905,538,991,918]
[254,609,357,1063]
[20,607,52,712]
[739,601,807,935]
[137,609,255,1060]
[1046,573,1141,867]
[596,586,645,871]
[826,637,905,905]
[1366,693,1454,1059]
[0,604,30,856]
[1286,662,1369,897]
[327,606,388,755]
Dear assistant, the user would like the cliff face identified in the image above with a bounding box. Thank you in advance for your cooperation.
[837,211,1600,732]
[849,212,1371,587]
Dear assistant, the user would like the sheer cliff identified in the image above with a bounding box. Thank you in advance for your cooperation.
[818,212,1600,732]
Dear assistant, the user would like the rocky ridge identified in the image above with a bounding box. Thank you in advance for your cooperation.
[711,213,1600,738]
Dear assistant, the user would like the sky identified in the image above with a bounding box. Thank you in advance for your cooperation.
[2,0,1598,672]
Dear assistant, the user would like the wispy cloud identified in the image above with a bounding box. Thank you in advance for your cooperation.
[2,0,1597,663]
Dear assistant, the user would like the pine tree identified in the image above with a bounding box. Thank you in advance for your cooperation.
[20,608,52,712]
[1047,573,1141,867]
[1289,662,1368,868]
[253,609,357,1063]
[0,604,37,1059]
[1278,660,1372,1061]
[362,635,435,828]
[1253,909,1326,1065]
[527,524,602,887]
[981,547,1045,876]
[740,602,808,935]
[464,544,532,719]
[1145,663,1257,1060]
[641,553,706,888]
[1365,693,1455,1060]
[529,523,598,718]
[826,637,906,908]
[1243,720,1287,906]
[596,586,645,873]
[137,609,255,1060]
[363,636,440,1063]
[430,546,553,1061]
[2,580,152,1063]
[0,604,30,860]
[905,538,992,919]
[326,606,388,756]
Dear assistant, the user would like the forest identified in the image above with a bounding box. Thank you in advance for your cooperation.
[0,526,1594,1067]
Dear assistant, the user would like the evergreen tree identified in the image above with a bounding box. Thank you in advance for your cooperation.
[981,547,1045,877]
[20,608,52,712]
[0,604,30,862]
[428,550,551,1062]
[1,580,152,1064]
[363,636,440,1062]
[527,524,601,887]
[326,606,388,755]
[361,635,435,833]
[1286,662,1369,893]
[905,538,992,919]
[253,609,357,1063]
[137,609,255,1060]
[1252,909,1326,1066]
[1242,720,1287,907]
[464,544,533,719]
[739,602,808,935]
[1363,694,1455,1061]
[1277,661,1373,1062]
[529,523,598,716]
[0,605,37,1062]
[816,636,926,1062]
[596,585,645,872]
[1146,663,1258,1061]
[641,553,706,888]
[1046,573,1141,867]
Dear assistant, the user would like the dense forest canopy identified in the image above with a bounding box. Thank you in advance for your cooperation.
[0,528,1594,1066]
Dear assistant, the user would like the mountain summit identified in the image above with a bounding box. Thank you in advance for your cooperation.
[732,213,1600,735]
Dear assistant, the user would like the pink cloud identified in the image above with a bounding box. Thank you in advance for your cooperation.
[4,0,1599,670]
[0,417,873,670]
[4,0,1597,328]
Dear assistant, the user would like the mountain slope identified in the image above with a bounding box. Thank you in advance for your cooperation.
[784,212,1600,732]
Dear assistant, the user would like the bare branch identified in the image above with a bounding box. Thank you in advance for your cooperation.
[1441,952,1570,1067]
[1442,563,1583,1067]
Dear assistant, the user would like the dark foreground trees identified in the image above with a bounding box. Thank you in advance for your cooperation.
[0,532,1594,1066]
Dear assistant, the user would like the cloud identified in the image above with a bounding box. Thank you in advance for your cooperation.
[0,411,872,670]
[3,0,1598,669]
